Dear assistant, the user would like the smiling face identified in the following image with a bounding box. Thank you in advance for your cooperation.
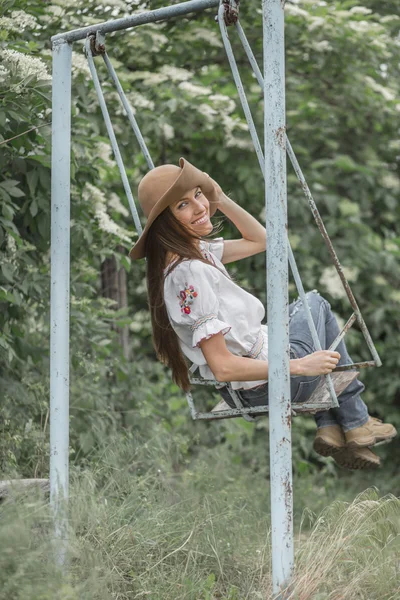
[169,186,213,236]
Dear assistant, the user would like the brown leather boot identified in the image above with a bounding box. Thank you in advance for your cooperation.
[345,417,397,448]
[313,425,345,457]
[333,446,380,470]
[313,425,381,470]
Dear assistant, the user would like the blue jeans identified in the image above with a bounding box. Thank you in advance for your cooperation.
[219,291,369,431]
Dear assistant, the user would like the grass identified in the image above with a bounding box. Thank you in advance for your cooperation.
[0,432,399,600]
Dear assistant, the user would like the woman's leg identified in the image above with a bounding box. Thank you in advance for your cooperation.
[289,290,369,431]
[220,290,369,429]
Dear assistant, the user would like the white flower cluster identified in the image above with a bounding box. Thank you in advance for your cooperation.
[47,5,64,17]
[348,20,376,34]
[313,40,332,52]
[308,17,325,32]
[5,235,18,266]
[285,4,309,18]
[350,6,372,15]
[381,173,400,190]
[96,141,115,167]
[145,30,168,50]
[127,90,155,112]
[109,193,129,217]
[371,38,388,52]
[380,14,400,24]
[197,104,218,126]
[0,65,8,83]
[192,27,223,48]
[159,65,192,82]
[83,183,132,243]
[364,76,396,102]
[161,123,174,140]
[0,10,37,31]
[178,81,211,96]
[2,49,51,83]
[320,265,359,300]
[222,115,253,150]
[130,309,152,334]
[221,114,248,134]
[193,98,250,148]
[225,135,254,150]
[71,51,91,78]
[95,0,129,9]
[209,94,236,114]
[130,71,169,86]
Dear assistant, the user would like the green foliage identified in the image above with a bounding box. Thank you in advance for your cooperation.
[0,0,399,480]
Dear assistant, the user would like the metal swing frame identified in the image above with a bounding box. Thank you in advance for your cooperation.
[82,2,380,422]
[50,0,382,592]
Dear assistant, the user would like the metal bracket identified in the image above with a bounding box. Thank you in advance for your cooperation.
[87,31,106,56]
[217,0,239,26]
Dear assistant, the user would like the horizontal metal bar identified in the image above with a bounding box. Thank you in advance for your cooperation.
[334,361,376,371]
[190,377,219,386]
[51,0,220,43]
[193,398,335,420]
[328,312,357,351]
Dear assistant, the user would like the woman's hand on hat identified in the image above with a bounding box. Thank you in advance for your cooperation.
[203,172,226,211]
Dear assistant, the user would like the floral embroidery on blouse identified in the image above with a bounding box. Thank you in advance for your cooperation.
[178,283,198,314]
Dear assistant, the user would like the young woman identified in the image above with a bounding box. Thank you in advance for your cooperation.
[130,158,397,470]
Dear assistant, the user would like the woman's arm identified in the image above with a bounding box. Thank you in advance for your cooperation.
[199,332,340,382]
[207,174,266,264]
[218,194,266,264]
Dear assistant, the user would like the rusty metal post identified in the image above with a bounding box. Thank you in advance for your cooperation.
[263,0,294,595]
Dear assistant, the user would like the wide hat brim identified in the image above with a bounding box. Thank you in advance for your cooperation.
[129,157,219,260]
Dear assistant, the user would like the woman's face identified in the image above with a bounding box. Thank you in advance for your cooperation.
[170,186,213,236]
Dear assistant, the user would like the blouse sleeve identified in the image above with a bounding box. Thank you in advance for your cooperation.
[165,261,231,348]
[207,237,224,262]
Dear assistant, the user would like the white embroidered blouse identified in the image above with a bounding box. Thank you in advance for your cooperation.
[163,237,268,390]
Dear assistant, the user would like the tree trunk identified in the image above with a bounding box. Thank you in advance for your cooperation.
[101,248,130,360]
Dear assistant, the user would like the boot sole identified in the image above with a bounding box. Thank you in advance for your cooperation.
[314,437,380,470]
[313,436,343,457]
[333,448,380,470]
[346,431,397,448]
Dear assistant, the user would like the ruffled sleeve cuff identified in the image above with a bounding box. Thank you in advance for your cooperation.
[207,237,224,262]
[191,313,231,348]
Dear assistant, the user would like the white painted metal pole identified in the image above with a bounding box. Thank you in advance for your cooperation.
[50,39,72,563]
[263,0,294,595]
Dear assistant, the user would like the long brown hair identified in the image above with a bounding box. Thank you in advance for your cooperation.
[145,209,221,392]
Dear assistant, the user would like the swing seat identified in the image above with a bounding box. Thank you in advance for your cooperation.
[189,370,359,421]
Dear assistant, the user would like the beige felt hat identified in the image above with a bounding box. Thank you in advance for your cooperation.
[129,157,219,260]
